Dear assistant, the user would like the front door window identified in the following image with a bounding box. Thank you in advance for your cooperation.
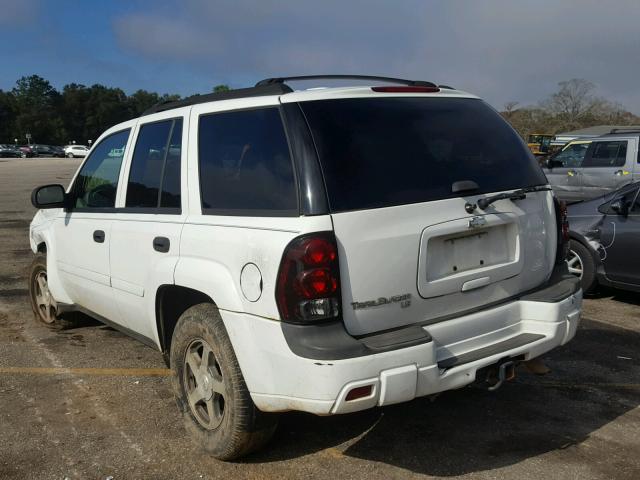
[73,129,130,209]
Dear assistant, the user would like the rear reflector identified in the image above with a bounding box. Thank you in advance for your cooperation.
[372,86,440,93]
[345,385,373,402]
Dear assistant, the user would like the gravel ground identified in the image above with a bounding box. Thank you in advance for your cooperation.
[0,157,638,479]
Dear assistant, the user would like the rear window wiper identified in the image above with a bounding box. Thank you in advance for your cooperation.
[477,185,552,210]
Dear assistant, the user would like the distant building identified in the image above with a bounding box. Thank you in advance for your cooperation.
[553,125,640,145]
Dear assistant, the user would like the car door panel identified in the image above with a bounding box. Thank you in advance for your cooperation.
[599,186,640,286]
[543,142,587,202]
[54,128,132,322]
[581,140,632,200]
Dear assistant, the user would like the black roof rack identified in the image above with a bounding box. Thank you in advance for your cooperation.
[142,83,292,116]
[609,128,640,134]
[255,75,438,88]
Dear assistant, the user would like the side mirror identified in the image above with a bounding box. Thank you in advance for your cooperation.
[545,158,561,169]
[610,199,629,217]
[31,184,66,209]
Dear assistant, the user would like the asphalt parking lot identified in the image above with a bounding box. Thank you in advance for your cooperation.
[0,157,639,479]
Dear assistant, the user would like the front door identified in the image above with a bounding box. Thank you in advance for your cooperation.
[55,129,131,320]
[599,184,640,286]
[544,142,587,202]
[109,116,186,342]
[581,140,633,200]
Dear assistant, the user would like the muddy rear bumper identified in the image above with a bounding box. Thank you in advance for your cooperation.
[221,273,582,415]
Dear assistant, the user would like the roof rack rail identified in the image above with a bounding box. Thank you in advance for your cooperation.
[609,128,640,134]
[255,75,437,88]
[141,83,292,116]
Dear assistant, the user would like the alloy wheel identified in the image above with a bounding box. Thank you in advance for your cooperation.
[567,249,584,279]
[33,271,57,324]
[183,339,227,430]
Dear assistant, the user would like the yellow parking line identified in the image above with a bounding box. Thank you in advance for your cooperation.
[0,367,171,377]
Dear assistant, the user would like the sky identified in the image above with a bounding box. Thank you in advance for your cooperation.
[1,0,640,112]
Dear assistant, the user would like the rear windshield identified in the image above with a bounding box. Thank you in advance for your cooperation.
[300,97,546,212]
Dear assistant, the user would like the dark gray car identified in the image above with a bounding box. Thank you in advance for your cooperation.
[567,181,640,292]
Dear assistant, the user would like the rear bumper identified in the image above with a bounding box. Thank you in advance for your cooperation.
[222,281,582,415]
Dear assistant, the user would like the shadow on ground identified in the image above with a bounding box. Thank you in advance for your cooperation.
[246,317,639,476]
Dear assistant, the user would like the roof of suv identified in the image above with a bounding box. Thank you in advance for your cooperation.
[141,75,477,116]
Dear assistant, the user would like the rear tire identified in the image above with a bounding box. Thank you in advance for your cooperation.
[170,303,278,460]
[28,253,79,329]
[568,240,597,293]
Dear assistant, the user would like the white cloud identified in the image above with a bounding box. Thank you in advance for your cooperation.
[112,0,640,112]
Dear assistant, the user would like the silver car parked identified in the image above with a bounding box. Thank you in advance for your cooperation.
[544,129,640,202]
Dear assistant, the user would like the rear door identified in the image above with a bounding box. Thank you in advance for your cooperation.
[299,96,557,336]
[581,139,632,200]
[109,114,187,342]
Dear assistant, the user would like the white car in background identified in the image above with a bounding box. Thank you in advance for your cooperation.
[64,145,89,158]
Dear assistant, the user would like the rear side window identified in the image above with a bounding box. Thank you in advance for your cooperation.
[300,98,546,212]
[584,141,627,168]
[198,108,297,216]
[125,118,182,211]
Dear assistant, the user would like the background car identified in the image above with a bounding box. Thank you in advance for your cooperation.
[17,145,36,158]
[0,144,22,158]
[64,145,89,158]
[32,144,65,157]
[50,145,66,157]
[567,181,640,293]
[544,129,640,203]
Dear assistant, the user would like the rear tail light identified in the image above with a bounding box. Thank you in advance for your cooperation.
[554,197,570,264]
[371,86,440,93]
[276,232,341,323]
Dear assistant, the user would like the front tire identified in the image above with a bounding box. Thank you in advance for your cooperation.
[170,303,278,460]
[567,240,597,293]
[66,152,74,158]
[28,254,78,328]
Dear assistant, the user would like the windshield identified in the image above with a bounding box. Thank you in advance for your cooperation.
[300,97,546,212]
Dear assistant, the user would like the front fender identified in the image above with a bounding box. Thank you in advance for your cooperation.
[29,213,74,305]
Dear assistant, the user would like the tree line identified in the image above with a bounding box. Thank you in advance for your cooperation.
[0,75,229,146]
[1,75,637,146]
[501,78,640,138]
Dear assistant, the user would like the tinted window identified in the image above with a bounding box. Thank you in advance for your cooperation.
[73,130,130,209]
[300,98,546,212]
[584,141,627,168]
[553,143,590,168]
[198,108,297,215]
[125,118,182,210]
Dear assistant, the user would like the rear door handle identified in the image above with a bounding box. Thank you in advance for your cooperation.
[93,230,105,243]
[153,236,170,253]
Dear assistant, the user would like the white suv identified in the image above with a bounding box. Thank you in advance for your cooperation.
[64,145,89,158]
[28,75,582,460]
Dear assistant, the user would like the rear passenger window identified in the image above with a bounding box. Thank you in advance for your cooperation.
[198,108,297,216]
[125,118,182,211]
[584,141,627,168]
